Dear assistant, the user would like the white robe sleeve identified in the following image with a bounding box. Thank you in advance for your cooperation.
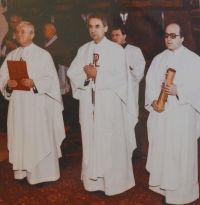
[176,55,200,113]
[145,56,160,112]
[0,54,12,100]
[33,52,57,95]
[67,48,88,100]
[128,47,146,87]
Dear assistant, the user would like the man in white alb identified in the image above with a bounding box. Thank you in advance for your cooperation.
[112,27,146,159]
[145,22,200,204]
[68,13,138,195]
[0,21,65,186]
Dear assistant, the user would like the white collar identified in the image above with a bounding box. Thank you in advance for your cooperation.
[45,35,58,47]
[167,45,185,57]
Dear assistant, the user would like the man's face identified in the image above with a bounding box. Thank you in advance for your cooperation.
[165,24,184,52]
[43,24,55,40]
[111,29,126,45]
[88,18,108,44]
[16,25,34,47]
[10,16,20,30]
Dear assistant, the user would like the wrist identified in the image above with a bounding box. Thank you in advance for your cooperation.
[6,85,13,93]
[30,79,35,88]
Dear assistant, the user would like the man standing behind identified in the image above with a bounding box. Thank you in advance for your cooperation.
[0,21,65,186]
[1,14,21,56]
[112,27,146,159]
[43,23,71,95]
[67,13,137,195]
[145,22,200,204]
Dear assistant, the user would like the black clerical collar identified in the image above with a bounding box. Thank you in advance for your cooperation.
[121,43,128,49]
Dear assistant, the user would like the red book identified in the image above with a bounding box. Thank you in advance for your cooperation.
[7,60,30,91]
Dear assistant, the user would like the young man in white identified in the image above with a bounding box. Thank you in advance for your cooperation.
[112,27,146,159]
[145,22,200,204]
[68,13,137,195]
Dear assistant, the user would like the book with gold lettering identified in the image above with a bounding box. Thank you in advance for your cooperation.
[7,60,30,91]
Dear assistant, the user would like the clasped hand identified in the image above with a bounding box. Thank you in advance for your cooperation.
[84,63,97,80]
[152,100,164,113]
[8,79,35,88]
[161,83,178,95]
[152,83,178,113]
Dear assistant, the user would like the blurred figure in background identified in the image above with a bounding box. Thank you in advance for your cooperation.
[0,0,8,57]
[1,14,21,56]
[43,23,71,95]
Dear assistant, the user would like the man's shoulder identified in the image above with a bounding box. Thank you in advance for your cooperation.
[32,44,52,57]
[78,41,92,51]
[107,38,123,49]
[6,46,22,57]
[33,43,47,51]
[104,39,125,56]
[126,44,140,51]
[153,49,167,61]
[154,47,200,61]
[183,46,200,59]
[125,44,144,55]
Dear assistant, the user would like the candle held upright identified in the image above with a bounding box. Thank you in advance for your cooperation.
[157,68,176,110]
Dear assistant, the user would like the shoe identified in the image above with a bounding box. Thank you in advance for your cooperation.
[35,182,46,188]
[162,196,171,205]
[89,191,107,198]
[59,157,67,169]
[17,177,28,185]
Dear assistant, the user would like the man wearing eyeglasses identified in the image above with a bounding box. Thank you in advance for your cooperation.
[145,23,200,204]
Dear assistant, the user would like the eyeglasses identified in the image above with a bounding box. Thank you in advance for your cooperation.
[164,33,180,39]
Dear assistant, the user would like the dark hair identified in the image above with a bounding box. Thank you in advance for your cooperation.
[165,22,186,38]
[10,14,22,21]
[87,13,108,27]
[112,26,126,35]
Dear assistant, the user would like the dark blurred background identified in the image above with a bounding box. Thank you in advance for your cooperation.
[0,0,200,64]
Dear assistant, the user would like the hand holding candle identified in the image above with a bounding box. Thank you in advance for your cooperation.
[157,68,176,111]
